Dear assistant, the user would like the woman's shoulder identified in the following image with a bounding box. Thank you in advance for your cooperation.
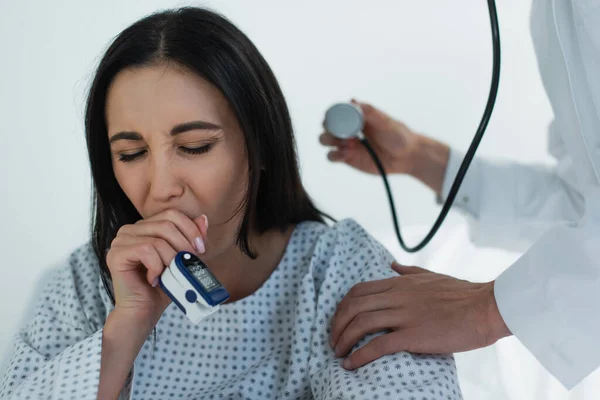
[35,241,109,329]
[293,218,396,288]
[53,241,102,284]
[298,218,392,262]
[296,217,379,241]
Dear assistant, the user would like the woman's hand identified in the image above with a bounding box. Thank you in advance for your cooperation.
[99,210,208,399]
[105,209,209,325]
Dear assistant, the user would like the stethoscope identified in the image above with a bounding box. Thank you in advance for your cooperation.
[323,0,501,253]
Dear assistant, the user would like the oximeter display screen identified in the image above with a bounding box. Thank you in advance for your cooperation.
[181,253,222,293]
[188,263,220,292]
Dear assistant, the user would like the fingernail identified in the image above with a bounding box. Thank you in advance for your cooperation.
[152,278,159,287]
[343,358,351,369]
[195,236,205,254]
[203,215,209,230]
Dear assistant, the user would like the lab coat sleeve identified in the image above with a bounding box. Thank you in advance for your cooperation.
[308,219,463,399]
[0,246,130,400]
[494,185,600,390]
[437,147,584,252]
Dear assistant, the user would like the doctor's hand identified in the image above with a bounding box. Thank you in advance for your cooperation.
[330,263,512,370]
[320,99,420,175]
[319,99,451,194]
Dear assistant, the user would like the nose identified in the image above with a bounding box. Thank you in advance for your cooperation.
[148,156,184,203]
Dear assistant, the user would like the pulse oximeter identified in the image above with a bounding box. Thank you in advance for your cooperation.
[159,251,229,323]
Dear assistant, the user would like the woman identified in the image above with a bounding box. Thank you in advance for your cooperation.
[0,7,462,400]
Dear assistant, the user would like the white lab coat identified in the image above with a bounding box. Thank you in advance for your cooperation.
[438,0,600,390]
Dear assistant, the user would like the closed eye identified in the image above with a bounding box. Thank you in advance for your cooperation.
[179,143,213,156]
[117,144,214,163]
[118,150,147,163]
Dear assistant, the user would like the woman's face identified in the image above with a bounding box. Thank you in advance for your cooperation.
[105,63,249,258]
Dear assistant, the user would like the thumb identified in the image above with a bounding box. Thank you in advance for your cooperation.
[350,98,376,118]
[391,262,430,275]
[351,100,391,136]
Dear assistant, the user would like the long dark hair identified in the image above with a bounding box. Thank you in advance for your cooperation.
[85,7,327,303]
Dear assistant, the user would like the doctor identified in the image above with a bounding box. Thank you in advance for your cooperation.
[321,0,600,390]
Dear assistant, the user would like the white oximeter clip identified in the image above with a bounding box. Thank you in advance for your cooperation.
[159,251,230,324]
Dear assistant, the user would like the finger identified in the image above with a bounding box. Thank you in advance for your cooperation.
[350,98,365,109]
[353,101,392,134]
[334,308,405,357]
[193,214,209,245]
[129,220,197,255]
[154,209,206,254]
[141,237,178,285]
[342,330,410,370]
[391,263,430,275]
[136,209,203,254]
[319,132,346,147]
[109,236,175,286]
[137,244,166,287]
[331,286,398,348]
[327,149,348,162]
[118,234,177,271]
[189,214,208,255]
[353,100,376,117]
[345,279,397,298]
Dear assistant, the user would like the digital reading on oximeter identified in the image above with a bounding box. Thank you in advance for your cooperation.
[182,253,222,293]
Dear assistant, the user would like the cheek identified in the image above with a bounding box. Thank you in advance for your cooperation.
[189,151,249,222]
[113,163,146,211]
[186,146,249,251]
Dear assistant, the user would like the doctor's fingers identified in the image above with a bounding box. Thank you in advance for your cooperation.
[319,132,360,148]
[333,308,407,358]
[341,329,420,370]
[327,149,351,162]
[345,277,398,298]
[330,281,399,347]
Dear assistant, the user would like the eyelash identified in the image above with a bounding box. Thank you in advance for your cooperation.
[118,144,213,163]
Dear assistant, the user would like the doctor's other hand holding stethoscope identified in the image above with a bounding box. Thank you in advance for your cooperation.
[320,99,512,367]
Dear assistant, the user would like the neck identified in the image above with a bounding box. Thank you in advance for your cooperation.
[204,225,295,302]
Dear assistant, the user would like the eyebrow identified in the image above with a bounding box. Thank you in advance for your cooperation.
[109,120,222,144]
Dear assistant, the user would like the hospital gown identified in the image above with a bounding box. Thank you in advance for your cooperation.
[0,219,462,399]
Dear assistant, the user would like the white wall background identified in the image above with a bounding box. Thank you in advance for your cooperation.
[1,0,597,398]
